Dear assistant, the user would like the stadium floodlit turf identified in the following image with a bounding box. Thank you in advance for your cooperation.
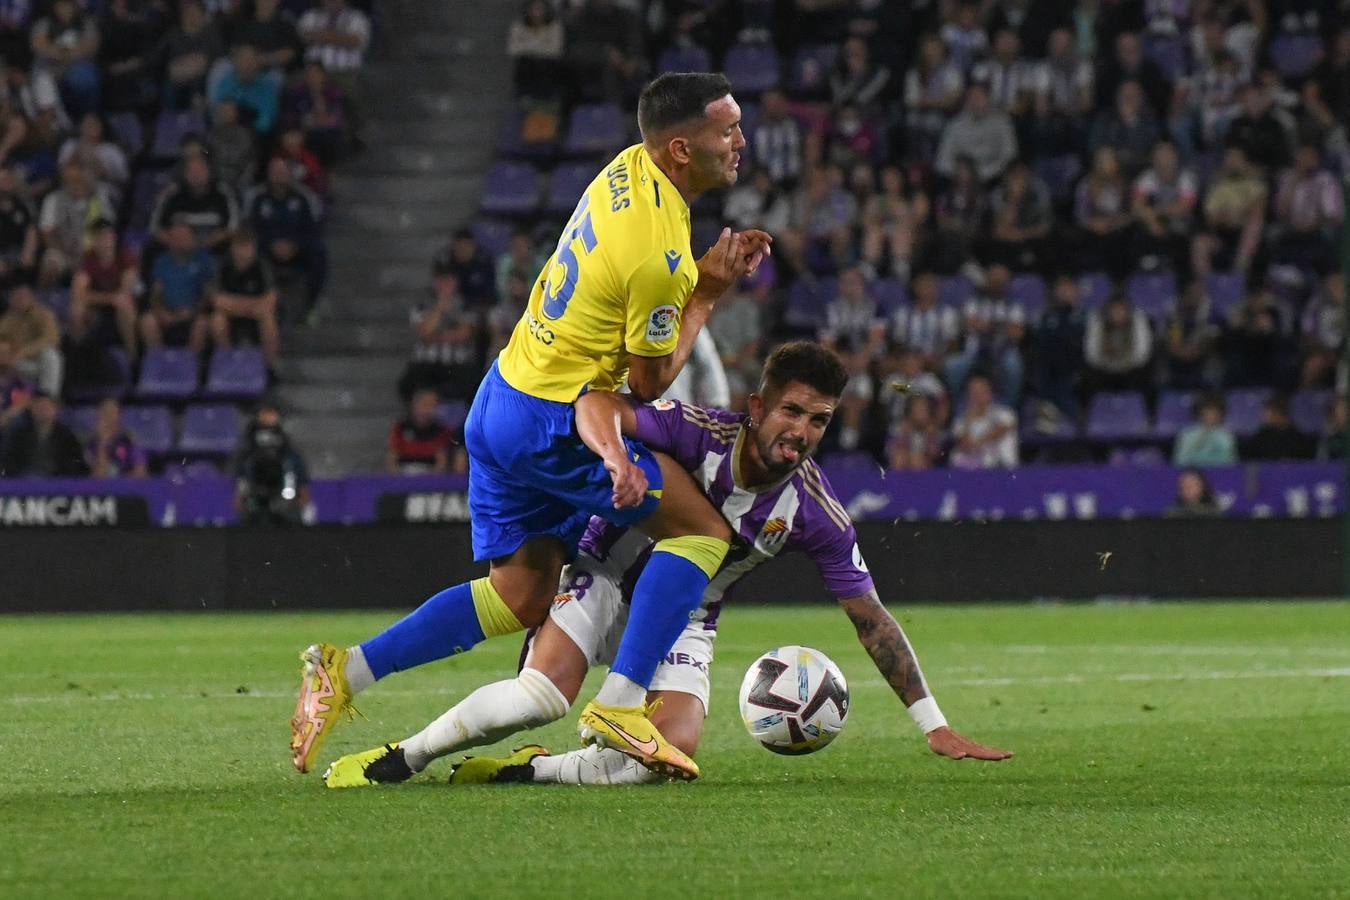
[3,601,1347,899]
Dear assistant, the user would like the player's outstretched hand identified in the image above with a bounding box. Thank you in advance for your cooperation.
[603,455,648,509]
[926,726,1013,761]
[737,228,773,276]
[693,227,746,301]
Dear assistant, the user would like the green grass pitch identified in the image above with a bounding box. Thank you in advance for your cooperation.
[3,601,1348,899]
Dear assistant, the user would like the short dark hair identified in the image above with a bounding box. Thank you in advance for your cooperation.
[759,341,849,400]
[637,73,732,138]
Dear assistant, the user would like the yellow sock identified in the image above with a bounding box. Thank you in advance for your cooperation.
[652,534,730,579]
[470,577,524,638]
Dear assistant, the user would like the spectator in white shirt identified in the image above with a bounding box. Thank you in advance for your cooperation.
[890,271,959,371]
[951,374,1019,469]
[904,33,964,160]
[1083,293,1153,397]
[1272,142,1344,273]
[1300,272,1344,389]
[1131,139,1197,272]
[820,266,885,450]
[935,82,1018,183]
[943,264,1027,406]
[752,90,804,189]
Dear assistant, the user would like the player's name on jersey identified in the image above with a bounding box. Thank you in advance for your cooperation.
[377,490,470,524]
[0,494,148,527]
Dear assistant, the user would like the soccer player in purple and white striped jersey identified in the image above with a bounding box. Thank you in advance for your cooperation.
[324,343,1010,787]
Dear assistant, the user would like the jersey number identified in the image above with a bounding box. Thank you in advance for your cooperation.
[542,194,599,321]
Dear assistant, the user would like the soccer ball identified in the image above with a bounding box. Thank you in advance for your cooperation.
[737,645,849,755]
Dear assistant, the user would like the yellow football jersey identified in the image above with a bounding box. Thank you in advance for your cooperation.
[497,144,699,402]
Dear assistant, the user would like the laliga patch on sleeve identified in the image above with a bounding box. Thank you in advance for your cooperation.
[646,305,678,342]
[851,543,869,573]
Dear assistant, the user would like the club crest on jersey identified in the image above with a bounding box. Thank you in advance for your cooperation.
[760,517,789,546]
[664,249,682,273]
[646,305,677,341]
[652,399,677,410]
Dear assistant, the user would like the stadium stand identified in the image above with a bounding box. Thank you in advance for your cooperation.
[0,0,1346,481]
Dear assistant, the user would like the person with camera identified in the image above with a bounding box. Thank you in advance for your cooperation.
[232,401,313,525]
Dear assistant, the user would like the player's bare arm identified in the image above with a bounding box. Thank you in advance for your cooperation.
[574,390,646,509]
[627,227,772,401]
[840,591,1013,762]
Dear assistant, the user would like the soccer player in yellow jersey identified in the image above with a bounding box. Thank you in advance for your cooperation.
[292,73,769,782]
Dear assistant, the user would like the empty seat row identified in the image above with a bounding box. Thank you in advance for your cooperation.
[136,347,268,401]
[1081,389,1333,443]
[61,403,241,458]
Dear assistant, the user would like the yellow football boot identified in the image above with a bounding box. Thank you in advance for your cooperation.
[289,642,355,773]
[324,743,413,789]
[448,745,551,785]
[577,700,699,781]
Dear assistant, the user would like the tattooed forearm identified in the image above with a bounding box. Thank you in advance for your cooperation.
[841,592,931,707]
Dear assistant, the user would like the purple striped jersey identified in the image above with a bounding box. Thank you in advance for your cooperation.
[575,399,875,626]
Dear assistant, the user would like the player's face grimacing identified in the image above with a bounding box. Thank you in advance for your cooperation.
[748,381,837,476]
[689,95,745,191]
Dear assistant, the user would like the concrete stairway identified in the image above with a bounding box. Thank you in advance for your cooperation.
[277,0,512,475]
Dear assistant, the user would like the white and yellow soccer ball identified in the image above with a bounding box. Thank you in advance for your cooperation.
[737,645,849,755]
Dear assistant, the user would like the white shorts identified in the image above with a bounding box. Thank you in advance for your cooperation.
[547,554,716,715]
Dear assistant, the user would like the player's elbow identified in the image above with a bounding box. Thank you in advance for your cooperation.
[626,362,670,403]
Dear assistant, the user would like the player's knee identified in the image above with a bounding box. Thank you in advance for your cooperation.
[516,667,570,726]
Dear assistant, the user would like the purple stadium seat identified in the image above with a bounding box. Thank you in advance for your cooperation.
[1078,272,1113,311]
[545,162,595,215]
[1009,274,1046,317]
[204,348,267,400]
[123,405,174,455]
[562,104,626,157]
[60,405,99,440]
[1205,271,1245,316]
[938,275,974,309]
[1269,33,1323,81]
[657,43,712,75]
[1020,399,1078,444]
[1142,33,1188,82]
[37,288,71,326]
[784,278,837,330]
[1034,155,1083,206]
[178,404,241,457]
[1291,390,1332,434]
[496,109,558,160]
[786,44,838,99]
[150,108,206,160]
[479,162,543,216]
[163,459,222,482]
[436,400,468,432]
[1154,390,1195,440]
[136,348,199,400]
[872,278,908,316]
[107,111,144,158]
[65,346,132,402]
[1085,391,1150,442]
[722,43,780,94]
[1128,446,1166,466]
[1126,271,1177,320]
[1225,388,1271,437]
[471,219,515,257]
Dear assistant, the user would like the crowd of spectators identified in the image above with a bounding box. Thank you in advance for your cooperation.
[421,0,1348,475]
[0,0,368,479]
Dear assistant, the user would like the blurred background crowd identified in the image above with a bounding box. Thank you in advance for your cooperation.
[1,0,1347,488]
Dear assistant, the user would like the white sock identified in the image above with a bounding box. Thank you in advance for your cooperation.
[400,667,569,772]
[529,746,661,785]
[344,646,375,695]
[595,672,647,708]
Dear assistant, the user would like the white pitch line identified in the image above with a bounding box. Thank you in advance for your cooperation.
[4,668,1349,706]
[994,644,1350,658]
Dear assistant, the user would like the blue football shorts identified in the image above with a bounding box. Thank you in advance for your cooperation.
[463,361,663,562]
